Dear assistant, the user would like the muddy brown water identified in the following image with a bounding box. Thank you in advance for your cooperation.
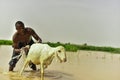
[0,45,120,80]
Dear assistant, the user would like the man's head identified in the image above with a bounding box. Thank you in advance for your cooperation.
[15,21,25,33]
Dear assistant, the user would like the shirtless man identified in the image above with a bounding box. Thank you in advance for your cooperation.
[9,21,42,71]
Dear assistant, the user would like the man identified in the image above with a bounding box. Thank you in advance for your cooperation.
[9,21,42,71]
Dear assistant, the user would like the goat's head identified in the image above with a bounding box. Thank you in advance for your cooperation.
[55,46,67,63]
[20,45,30,57]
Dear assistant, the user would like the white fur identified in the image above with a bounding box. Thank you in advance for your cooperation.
[20,43,67,80]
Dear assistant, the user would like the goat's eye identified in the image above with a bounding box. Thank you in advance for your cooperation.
[58,50,61,53]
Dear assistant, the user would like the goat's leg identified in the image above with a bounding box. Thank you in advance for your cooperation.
[40,63,44,80]
[19,59,29,75]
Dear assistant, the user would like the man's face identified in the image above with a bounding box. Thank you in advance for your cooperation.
[16,24,25,33]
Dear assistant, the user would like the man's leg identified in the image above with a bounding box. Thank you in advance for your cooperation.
[29,62,37,70]
[9,50,21,71]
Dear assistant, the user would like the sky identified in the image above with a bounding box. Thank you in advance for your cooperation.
[0,0,120,47]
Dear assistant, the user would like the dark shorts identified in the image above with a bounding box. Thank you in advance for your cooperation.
[9,39,36,69]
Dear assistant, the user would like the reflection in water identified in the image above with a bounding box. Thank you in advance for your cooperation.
[1,46,120,80]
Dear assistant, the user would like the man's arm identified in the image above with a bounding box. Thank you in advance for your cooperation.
[29,28,42,43]
[12,33,21,53]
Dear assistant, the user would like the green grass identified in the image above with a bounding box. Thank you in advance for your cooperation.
[46,42,79,52]
[79,45,120,53]
[0,40,13,45]
[0,40,120,54]
[46,42,120,53]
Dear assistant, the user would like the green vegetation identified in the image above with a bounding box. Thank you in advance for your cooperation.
[46,42,120,53]
[0,40,120,54]
[0,40,12,45]
[78,45,120,53]
[46,42,79,52]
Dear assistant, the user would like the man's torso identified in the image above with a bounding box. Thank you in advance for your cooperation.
[13,28,33,47]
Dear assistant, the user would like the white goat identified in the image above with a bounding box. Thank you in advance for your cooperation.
[20,43,67,80]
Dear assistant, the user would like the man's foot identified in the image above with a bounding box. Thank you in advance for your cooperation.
[29,63,37,70]
[9,66,14,71]
[31,65,37,70]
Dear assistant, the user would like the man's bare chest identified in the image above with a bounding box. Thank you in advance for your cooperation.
[16,34,31,42]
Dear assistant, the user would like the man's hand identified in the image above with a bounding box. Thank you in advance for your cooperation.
[21,45,30,50]
[36,40,42,43]
[14,45,30,54]
[14,49,21,53]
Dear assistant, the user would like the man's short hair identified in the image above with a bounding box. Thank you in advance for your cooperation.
[15,21,25,28]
